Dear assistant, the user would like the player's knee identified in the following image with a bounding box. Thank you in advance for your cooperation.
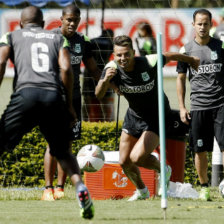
[130,153,143,166]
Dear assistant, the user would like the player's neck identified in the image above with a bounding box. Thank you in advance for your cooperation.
[194,35,210,45]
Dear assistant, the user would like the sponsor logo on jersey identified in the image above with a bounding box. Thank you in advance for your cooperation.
[71,55,83,65]
[74,43,81,53]
[197,139,203,147]
[23,32,55,39]
[119,80,154,93]
[141,72,150,81]
[211,51,218,60]
[190,63,222,75]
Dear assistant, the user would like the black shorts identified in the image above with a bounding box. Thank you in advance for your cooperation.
[70,95,82,140]
[122,108,172,138]
[0,88,72,159]
[189,106,224,153]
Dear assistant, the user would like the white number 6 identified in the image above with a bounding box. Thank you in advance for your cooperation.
[31,42,49,72]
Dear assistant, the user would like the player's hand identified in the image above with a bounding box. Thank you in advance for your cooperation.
[190,56,200,71]
[104,67,117,82]
[180,108,191,125]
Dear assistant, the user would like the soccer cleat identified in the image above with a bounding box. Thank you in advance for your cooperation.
[219,179,224,198]
[158,165,172,196]
[128,188,150,201]
[76,184,94,219]
[199,187,210,201]
[41,188,55,201]
[54,187,65,200]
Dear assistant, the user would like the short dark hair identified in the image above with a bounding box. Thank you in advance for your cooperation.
[137,22,153,37]
[193,9,212,22]
[62,4,80,16]
[113,35,133,50]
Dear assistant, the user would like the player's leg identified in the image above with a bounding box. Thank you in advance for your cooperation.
[119,131,150,201]
[119,131,143,188]
[54,96,82,199]
[54,142,72,200]
[42,145,57,201]
[40,91,94,219]
[129,130,160,172]
[190,110,213,200]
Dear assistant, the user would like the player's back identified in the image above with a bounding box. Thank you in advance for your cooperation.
[8,25,65,92]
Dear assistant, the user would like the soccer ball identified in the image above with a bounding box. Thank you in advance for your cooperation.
[77,144,105,172]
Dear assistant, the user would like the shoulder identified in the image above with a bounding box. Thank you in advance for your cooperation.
[75,32,91,42]
[51,28,61,34]
[145,54,158,67]
[0,32,11,45]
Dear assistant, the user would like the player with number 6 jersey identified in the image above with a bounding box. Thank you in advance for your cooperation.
[0,6,94,219]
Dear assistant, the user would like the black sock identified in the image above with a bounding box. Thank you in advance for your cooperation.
[201,183,209,188]
[56,185,64,189]
[45,185,54,189]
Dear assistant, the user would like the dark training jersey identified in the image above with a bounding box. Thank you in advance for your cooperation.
[0,24,68,92]
[101,55,170,120]
[177,38,224,111]
[52,28,93,97]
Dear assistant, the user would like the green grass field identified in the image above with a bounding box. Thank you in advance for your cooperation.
[0,187,223,224]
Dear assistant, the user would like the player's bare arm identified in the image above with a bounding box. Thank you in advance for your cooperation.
[59,47,77,123]
[95,67,117,99]
[164,52,200,71]
[0,45,10,86]
[176,72,191,125]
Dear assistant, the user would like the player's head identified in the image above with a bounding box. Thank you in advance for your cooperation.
[113,35,135,71]
[20,6,44,28]
[137,22,153,38]
[192,9,212,39]
[60,4,81,37]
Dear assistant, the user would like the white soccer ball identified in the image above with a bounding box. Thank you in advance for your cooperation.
[77,144,105,172]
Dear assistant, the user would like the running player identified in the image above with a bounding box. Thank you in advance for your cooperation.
[177,8,224,201]
[0,6,94,219]
[42,4,101,201]
[96,35,199,201]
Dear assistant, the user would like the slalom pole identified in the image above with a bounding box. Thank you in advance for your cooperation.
[115,94,120,151]
[156,32,168,218]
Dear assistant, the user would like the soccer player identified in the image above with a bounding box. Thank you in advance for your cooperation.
[176,9,224,201]
[0,6,94,219]
[42,4,101,201]
[95,35,199,201]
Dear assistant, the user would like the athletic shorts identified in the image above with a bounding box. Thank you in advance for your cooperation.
[122,108,171,138]
[70,95,82,140]
[189,106,224,153]
[0,88,72,159]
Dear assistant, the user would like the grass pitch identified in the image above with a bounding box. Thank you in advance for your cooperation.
[0,187,223,224]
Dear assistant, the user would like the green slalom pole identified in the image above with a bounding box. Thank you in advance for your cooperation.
[156,33,168,215]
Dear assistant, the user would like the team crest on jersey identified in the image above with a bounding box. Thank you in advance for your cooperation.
[211,51,218,60]
[74,44,81,53]
[141,72,150,81]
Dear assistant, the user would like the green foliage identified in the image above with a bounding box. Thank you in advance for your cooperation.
[0,121,212,187]
[0,121,122,187]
